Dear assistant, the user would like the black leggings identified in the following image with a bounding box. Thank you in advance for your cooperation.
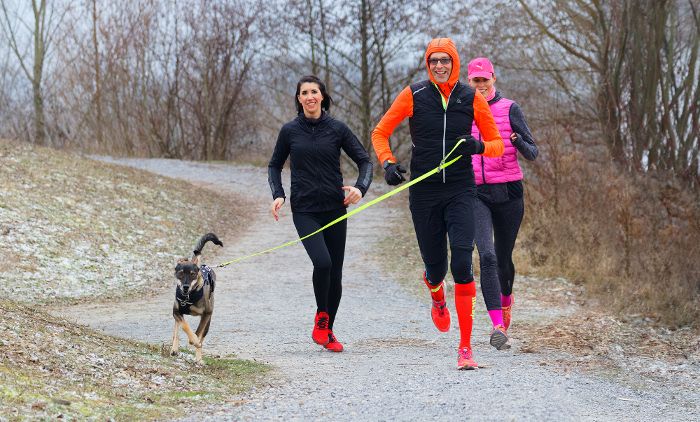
[293,209,347,330]
[473,196,524,310]
[409,186,475,285]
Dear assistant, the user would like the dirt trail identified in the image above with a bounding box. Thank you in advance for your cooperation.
[61,158,695,421]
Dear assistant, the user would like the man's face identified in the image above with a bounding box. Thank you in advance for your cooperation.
[428,52,452,84]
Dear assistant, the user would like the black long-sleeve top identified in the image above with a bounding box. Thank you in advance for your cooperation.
[507,102,538,161]
[268,112,373,213]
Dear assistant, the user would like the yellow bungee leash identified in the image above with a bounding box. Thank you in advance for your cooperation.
[214,140,465,268]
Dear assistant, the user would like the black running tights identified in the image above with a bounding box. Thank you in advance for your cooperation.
[293,209,347,330]
[473,196,524,310]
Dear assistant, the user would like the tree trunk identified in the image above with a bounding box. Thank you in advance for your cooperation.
[32,0,47,145]
[91,0,104,149]
[359,0,371,148]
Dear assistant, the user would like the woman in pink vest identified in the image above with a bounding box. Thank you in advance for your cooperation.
[467,57,538,349]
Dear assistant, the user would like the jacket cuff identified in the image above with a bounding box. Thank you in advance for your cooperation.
[355,184,368,197]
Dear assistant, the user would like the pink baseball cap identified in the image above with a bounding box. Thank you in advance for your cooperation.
[467,57,495,79]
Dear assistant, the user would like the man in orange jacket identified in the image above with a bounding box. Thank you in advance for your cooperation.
[372,38,503,369]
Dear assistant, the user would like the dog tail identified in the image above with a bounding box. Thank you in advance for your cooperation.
[193,233,223,261]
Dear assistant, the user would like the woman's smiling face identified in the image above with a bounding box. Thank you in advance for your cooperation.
[468,76,496,98]
[297,82,324,118]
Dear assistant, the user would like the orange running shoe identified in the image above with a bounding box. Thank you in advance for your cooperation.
[490,325,510,350]
[423,274,451,332]
[502,296,513,331]
[431,299,451,332]
[457,347,478,370]
[324,332,344,353]
[312,311,330,345]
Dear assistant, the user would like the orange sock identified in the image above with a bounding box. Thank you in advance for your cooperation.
[454,282,476,349]
[423,272,445,302]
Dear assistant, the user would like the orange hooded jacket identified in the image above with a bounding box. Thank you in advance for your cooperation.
[371,38,503,166]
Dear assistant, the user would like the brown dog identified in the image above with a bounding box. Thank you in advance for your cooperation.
[171,233,223,363]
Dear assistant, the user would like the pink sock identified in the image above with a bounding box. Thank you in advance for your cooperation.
[501,294,512,307]
[488,310,504,328]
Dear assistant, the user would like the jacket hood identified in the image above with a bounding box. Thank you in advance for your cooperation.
[425,38,460,95]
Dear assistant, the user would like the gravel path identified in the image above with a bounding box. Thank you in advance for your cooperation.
[62,158,695,421]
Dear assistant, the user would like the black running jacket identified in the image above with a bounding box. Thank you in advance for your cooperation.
[268,112,373,213]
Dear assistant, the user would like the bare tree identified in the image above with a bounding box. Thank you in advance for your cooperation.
[266,0,437,164]
[514,0,699,182]
[90,0,103,149]
[0,23,21,138]
[179,1,257,160]
[0,0,63,145]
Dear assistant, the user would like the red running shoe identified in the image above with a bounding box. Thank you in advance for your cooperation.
[423,273,450,332]
[457,347,478,370]
[324,331,344,352]
[431,299,451,332]
[502,296,513,331]
[312,311,330,345]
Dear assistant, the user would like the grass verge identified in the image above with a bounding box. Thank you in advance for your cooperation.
[0,139,268,419]
[0,301,269,420]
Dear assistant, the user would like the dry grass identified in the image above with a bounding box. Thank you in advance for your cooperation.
[518,309,700,390]
[0,300,269,420]
[521,141,700,328]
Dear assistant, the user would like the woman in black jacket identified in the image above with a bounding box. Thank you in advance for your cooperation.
[268,75,373,353]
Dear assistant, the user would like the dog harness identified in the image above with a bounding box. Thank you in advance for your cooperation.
[176,265,215,314]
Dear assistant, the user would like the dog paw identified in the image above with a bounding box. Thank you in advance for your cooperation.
[195,351,204,365]
[170,349,179,356]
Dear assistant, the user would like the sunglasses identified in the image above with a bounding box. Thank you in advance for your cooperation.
[428,57,452,66]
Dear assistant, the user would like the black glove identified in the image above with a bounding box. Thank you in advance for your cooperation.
[383,161,407,185]
[456,135,484,155]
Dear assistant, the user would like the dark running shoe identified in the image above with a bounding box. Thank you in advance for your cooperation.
[490,325,510,350]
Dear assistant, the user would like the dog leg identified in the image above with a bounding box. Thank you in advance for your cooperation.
[181,320,202,349]
[171,320,181,356]
[195,313,212,342]
[194,314,212,365]
[195,346,203,364]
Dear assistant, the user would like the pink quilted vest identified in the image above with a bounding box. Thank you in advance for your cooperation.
[471,97,523,184]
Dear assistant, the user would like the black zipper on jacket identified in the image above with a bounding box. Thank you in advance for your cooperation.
[299,116,322,209]
[309,121,322,208]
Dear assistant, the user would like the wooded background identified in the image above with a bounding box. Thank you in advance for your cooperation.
[1,0,698,326]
